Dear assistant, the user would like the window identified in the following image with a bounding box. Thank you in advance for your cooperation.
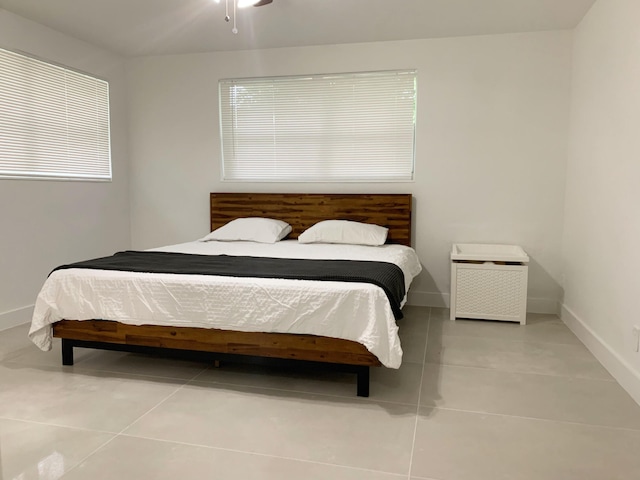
[0,47,111,181]
[219,70,416,182]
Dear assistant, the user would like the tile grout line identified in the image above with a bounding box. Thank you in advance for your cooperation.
[2,356,213,383]
[59,433,120,478]
[422,405,640,433]
[185,376,419,409]
[421,360,617,382]
[430,331,587,348]
[9,311,630,478]
[111,364,209,436]
[56,369,206,478]
[115,432,408,478]
[406,306,432,480]
[4,352,421,425]
[61,351,419,407]
[428,312,582,346]
[188,363,213,382]
[428,329,582,347]
[183,352,424,408]
[71,364,212,383]
[0,415,116,435]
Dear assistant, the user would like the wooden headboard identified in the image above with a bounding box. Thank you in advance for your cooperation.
[210,193,413,246]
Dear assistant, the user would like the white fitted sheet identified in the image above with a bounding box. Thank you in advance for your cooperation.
[29,240,422,368]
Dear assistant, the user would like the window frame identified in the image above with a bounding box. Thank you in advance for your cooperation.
[0,47,112,182]
[218,69,417,183]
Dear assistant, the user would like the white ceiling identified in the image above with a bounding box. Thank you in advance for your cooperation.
[0,0,596,57]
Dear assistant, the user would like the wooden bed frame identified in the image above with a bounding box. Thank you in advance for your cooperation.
[53,193,413,397]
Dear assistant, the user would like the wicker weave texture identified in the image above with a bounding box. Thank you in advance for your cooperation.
[455,267,525,317]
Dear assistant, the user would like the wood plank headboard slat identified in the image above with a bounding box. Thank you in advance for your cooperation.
[210,193,413,247]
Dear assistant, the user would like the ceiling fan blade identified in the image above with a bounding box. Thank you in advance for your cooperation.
[254,0,273,6]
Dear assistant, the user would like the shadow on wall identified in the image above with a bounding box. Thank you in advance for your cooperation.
[407,267,447,308]
[525,257,562,314]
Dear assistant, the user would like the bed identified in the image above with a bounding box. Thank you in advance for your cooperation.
[29,193,420,396]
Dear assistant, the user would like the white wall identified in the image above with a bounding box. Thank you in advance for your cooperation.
[0,10,131,330]
[562,0,640,403]
[127,31,572,313]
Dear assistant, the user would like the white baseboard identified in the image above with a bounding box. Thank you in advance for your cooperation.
[407,291,558,314]
[407,291,449,308]
[561,304,640,407]
[0,305,33,331]
[527,297,560,315]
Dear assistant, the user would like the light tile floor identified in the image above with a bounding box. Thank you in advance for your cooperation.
[2,307,640,479]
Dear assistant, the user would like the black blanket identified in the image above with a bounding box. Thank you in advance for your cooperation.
[53,251,406,320]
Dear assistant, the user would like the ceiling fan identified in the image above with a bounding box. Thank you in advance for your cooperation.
[217,0,275,33]
[236,0,273,6]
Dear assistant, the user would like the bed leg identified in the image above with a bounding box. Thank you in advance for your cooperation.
[61,339,74,366]
[356,366,370,397]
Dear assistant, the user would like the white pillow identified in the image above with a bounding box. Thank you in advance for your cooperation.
[298,220,388,246]
[200,217,292,243]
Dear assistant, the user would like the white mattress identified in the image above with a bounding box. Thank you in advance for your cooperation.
[29,240,422,368]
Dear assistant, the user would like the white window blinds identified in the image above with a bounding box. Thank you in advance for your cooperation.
[0,47,111,181]
[219,70,416,182]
